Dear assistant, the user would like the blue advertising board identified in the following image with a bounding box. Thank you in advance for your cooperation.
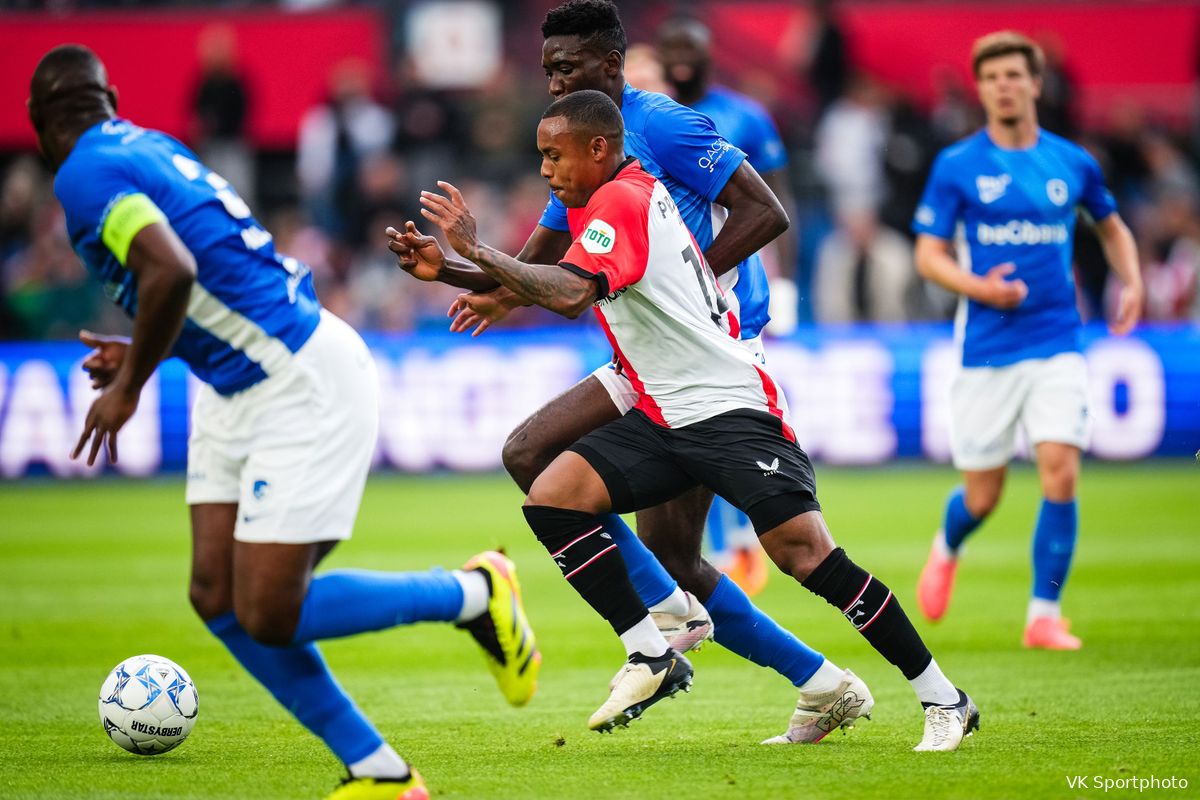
[0,323,1196,478]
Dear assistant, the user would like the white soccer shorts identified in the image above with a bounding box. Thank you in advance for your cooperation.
[185,310,379,544]
[592,335,771,415]
[948,351,1089,471]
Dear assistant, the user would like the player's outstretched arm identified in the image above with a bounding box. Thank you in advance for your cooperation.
[446,225,578,336]
[73,222,195,466]
[419,182,596,318]
[386,221,503,292]
[706,161,789,277]
[1092,213,1143,335]
[915,234,1028,309]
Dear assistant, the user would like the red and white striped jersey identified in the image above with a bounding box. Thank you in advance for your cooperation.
[560,159,793,433]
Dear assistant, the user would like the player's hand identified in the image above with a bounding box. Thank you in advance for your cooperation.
[386,221,443,282]
[977,263,1028,309]
[419,181,478,259]
[1109,280,1143,336]
[447,287,520,336]
[72,380,139,466]
[79,330,131,390]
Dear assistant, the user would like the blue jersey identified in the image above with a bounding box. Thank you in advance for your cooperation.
[692,85,788,175]
[913,128,1117,368]
[56,119,320,395]
[539,84,771,339]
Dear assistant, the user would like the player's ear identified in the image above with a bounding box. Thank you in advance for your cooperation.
[591,135,607,161]
[605,50,623,79]
[107,85,119,113]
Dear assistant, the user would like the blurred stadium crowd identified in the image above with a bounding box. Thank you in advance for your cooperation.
[2,0,1198,340]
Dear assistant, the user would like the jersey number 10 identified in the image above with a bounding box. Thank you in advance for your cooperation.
[682,244,727,325]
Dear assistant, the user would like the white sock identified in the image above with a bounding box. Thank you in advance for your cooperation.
[452,569,490,623]
[647,586,689,616]
[1027,597,1061,623]
[934,531,957,559]
[619,615,670,658]
[797,658,845,695]
[909,659,959,706]
[348,743,409,780]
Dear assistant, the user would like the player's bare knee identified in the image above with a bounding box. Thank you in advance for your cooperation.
[760,521,835,582]
[1042,468,1078,502]
[964,485,1002,518]
[234,599,300,647]
[778,544,831,582]
[501,432,544,494]
[524,476,590,512]
[188,576,231,622]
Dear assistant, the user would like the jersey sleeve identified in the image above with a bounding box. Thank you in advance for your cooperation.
[559,182,649,298]
[1078,150,1118,222]
[911,151,961,239]
[537,191,571,232]
[643,103,748,202]
[56,156,165,265]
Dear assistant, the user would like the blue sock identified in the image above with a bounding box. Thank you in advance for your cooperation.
[943,486,985,552]
[292,568,464,644]
[207,611,382,765]
[1032,498,1078,601]
[706,575,824,687]
[603,513,678,608]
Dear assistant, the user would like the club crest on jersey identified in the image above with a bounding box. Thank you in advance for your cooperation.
[1046,178,1069,206]
[976,174,1011,204]
[581,220,616,254]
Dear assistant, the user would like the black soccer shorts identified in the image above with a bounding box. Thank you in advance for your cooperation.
[568,408,821,534]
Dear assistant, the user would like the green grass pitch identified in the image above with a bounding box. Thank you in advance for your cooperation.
[1,463,1197,799]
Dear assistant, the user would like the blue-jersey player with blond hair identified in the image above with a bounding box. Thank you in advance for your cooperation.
[28,43,538,800]
[912,31,1143,649]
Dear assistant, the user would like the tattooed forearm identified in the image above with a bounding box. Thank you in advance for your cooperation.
[467,242,596,318]
[435,256,503,292]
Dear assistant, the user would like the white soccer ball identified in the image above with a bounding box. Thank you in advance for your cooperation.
[98,654,198,755]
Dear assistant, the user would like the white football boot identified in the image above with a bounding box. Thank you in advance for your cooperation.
[914,689,980,751]
[589,649,693,732]
[762,669,874,744]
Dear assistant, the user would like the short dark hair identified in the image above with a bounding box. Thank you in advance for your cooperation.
[30,44,107,102]
[971,30,1044,79]
[541,89,624,146]
[542,0,627,57]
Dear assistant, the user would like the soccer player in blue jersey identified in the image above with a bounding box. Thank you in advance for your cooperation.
[402,88,980,751]
[28,45,539,800]
[657,14,799,596]
[911,31,1143,649]
[393,0,971,748]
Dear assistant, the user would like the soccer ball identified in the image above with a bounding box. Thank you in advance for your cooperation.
[98,654,198,755]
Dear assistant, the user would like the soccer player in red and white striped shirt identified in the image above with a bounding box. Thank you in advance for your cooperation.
[408,90,979,751]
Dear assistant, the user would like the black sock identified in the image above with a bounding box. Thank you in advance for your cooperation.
[523,505,647,635]
[802,547,933,680]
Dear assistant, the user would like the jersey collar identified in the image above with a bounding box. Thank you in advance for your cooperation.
[607,155,638,183]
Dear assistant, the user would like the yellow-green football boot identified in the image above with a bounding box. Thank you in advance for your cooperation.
[460,551,541,706]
